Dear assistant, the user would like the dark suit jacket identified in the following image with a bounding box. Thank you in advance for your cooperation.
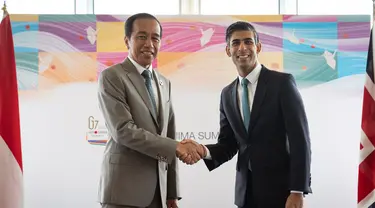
[204,65,312,207]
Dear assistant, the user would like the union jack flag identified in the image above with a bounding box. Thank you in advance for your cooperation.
[358,26,375,208]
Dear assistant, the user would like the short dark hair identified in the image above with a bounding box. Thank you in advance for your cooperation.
[124,13,163,39]
[225,21,259,44]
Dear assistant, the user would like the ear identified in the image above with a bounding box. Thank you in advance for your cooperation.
[124,36,130,49]
[256,41,262,54]
[225,45,231,57]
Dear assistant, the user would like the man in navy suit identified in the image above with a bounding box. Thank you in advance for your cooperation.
[182,21,312,208]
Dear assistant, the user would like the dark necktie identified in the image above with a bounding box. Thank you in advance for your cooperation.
[141,70,157,115]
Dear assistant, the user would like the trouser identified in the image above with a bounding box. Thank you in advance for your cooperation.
[239,171,288,208]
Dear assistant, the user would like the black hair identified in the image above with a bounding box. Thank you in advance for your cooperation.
[124,13,163,39]
[225,21,259,44]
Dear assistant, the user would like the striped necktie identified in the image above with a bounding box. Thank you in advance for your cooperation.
[141,69,157,115]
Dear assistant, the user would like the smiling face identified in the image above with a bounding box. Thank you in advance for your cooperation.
[125,18,161,68]
[226,30,262,77]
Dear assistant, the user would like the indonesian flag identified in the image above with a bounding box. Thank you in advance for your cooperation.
[357,26,375,208]
[0,5,24,208]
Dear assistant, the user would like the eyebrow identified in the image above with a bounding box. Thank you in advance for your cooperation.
[137,31,160,37]
[231,38,254,43]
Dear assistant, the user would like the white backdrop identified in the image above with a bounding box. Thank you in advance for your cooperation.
[19,73,364,208]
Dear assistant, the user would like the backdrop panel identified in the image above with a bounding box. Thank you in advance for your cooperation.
[11,14,371,208]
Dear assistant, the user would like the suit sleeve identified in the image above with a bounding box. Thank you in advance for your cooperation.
[166,82,182,200]
[204,91,239,171]
[280,74,312,193]
[97,70,178,164]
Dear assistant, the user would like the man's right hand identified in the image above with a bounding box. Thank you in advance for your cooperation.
[176,139,206,165]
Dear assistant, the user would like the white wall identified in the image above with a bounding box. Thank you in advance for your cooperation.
[19,74,365,208]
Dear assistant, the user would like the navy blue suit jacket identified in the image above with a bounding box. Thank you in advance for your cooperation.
[204,65,312,207]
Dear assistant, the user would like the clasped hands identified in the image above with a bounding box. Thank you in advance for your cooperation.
[176,139,206,165]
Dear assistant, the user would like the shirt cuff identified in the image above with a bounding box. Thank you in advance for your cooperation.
[203,145,212,159]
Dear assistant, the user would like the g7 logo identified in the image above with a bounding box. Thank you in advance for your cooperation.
[88,116,99,130]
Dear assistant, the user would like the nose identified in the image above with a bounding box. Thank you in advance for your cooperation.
[238,41,248,51]
[144,37,153,48]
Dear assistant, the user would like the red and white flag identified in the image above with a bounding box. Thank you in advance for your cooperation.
[358,26,375,208]
[0,4,24,208]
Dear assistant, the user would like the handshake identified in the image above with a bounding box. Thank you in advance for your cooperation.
[176,139,207,165]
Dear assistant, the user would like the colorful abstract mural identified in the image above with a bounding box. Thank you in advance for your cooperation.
[10,14,371,144]
[11,14,371,91]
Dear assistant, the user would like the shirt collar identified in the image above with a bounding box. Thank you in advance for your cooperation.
[128,56,153,76]
[238,63,262,85]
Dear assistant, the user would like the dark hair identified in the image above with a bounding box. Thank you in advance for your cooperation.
[225,21,259,44]
[124,13,163,39]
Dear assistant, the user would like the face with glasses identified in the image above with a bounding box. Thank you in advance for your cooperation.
[125,18,161,68]
[225,30,262,77]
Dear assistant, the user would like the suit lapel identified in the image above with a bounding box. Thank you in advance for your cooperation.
[152,70,165,131]
[122,58,159,127]
[230,80,248,138]
[248,67,268,133]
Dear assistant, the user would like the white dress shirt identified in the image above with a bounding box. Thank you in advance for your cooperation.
[128,56,159,114]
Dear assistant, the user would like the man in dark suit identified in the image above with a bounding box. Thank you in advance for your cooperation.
[182,21,312,208]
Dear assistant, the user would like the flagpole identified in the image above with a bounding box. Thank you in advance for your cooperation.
[1,0,6,18]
